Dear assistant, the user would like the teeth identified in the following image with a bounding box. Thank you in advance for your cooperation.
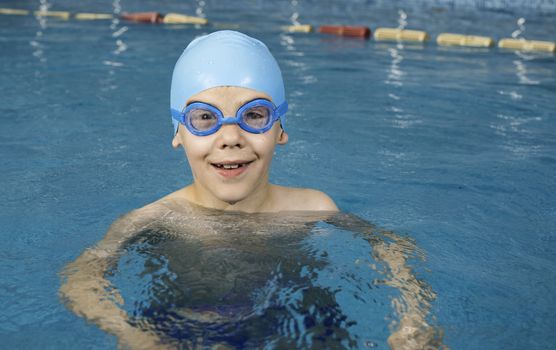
[213,161,252,169]
[214,163,243,169]
[222,164,240,169]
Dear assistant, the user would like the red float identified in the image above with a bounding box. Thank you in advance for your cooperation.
[120,12,163,24]
[318,25,371,39]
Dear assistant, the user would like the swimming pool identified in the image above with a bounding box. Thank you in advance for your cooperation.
[1,0,555,349]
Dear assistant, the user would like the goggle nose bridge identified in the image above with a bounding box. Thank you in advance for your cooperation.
[220,116,242,125]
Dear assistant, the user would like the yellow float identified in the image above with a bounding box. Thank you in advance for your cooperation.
[0,8,29,15]
[34,10,70,20]
[284,24,313,33]
[75,13,113,20]
[162,13,207,25]
[498,38,555,53]
[437,33,493,47]
[374,28,429,42]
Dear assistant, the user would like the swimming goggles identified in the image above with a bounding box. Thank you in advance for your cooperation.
[171,99,288,136]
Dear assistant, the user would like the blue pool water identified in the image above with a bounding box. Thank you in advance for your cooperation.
[1,0,555,349]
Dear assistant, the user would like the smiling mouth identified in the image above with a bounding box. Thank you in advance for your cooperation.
[211,161,254,170]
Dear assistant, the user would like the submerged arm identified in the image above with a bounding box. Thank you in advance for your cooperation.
[327,213,447,350]
[59,206,171,349]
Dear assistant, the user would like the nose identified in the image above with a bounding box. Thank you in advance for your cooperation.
[215,123,245,149]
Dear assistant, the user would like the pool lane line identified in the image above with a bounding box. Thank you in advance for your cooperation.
[0,8,207,25]
[75,12,208,24]
[1,7,555,53]
[115,11,209,25]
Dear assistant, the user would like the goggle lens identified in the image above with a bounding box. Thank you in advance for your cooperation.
[241,105,272,130]
[188,108,219,131]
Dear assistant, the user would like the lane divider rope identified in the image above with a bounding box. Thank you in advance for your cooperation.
[1,7,554,52]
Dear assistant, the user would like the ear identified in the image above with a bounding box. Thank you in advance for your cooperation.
[277,129,288,145]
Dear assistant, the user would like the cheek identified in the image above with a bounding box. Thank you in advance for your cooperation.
[251,126,281,157]
[252,137,277,159]
[183,137,211,161]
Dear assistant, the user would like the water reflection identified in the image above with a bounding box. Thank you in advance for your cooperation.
[103,0,127,70]
[510,17,526,41]
[383,10,423,130]
[100,0,127,94]
[279,2,315,118]
[385,46,405,87]
[30,0,50,65]
[384,10,408,87]
[280,33,316,89]
[490,113,543,157]
[290,0,301,26]
[195,0,206,29]
[384,15,406,130]
[397,9,408,30]
[491,17,544,158]
[510,18,540,85]
[513,57,539,86]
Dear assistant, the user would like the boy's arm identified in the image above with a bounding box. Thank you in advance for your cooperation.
[326,213,447,350]
[59,205,172,350]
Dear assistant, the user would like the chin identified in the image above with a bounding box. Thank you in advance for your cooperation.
[213,187,251,206]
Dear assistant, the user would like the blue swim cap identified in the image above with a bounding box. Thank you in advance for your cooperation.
[170,30,287,134]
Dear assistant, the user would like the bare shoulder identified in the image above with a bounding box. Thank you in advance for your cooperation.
[271,185,339,212]
[113,201,167,228]
[100,200,176,246]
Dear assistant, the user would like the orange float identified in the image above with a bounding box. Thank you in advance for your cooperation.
[318,25,371,39]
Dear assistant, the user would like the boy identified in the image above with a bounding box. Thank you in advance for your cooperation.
[60,31,444,350]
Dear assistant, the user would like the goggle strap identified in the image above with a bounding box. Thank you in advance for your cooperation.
[170,108,185,123]
[276,101,288,117]
[276,101,288,129]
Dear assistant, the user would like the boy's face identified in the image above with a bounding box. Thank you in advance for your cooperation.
[172,86,288,207]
